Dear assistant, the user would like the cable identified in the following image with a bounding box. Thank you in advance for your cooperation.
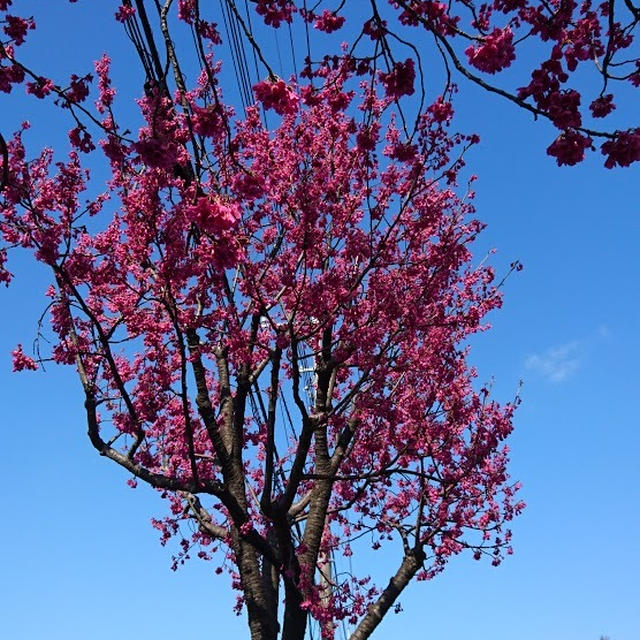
[219,0,249,109]
[287,20,298,77]
[225,0,253,105]
[244,0,261,82]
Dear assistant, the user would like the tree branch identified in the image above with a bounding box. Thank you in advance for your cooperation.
[349,547,426,640]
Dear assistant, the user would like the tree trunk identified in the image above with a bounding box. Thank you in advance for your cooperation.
[236,535,280,640]
[281,580,308,640]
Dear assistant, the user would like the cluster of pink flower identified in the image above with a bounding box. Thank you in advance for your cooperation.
[68,126,95,152]
[185,196,240,235]
[176,0,220,41]
[546,129,593,166]
[3,13,33,45]
[601,129,640,167]
[311,9,345,33]
[114,4,136,23]
[11,344,38,371]
[253,77,299,115]
[590,94,615,119]
[64,74,92,103]
[396,0,638,166]
[25,76,54,98]
[0,9,32,93]
[465,27,515,74]
[254,0,296,27]
[190,104,225,139]
[379,58,416,99]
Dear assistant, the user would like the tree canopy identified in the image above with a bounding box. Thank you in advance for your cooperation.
[1,1,636,639]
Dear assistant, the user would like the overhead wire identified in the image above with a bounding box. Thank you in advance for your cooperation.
[219,0,250,109]
[218,0,245,108]
[226,0,254,105]
[242,0,268,127]
[244,0,261,82]
[302,0,312,76]
[287,20,298,77]
[273,27,284,78]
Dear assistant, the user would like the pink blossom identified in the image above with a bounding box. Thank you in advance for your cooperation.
[114,4,135,22]
[196,20,221,43]
[186,197,240,233]
[547,89,582,129]
[590,94,615,118]
[356,124,379,151]
[68,126,95,152]
[177,0,195,23]
[601,129,640,168]
[466,28,515,74]
[3,14,34,45]
[191,105,224,138]
[253,78,299,115]
[133,137,174,169]
[428,96,454,123]
[546,130,593,166]
[65,74,91,103]
[254,0,295,27]
[26,76,54,98]
[313,10,345,33]
[388,141,418,162]
[100,135,126,164]
[380,59,416,99]
[11,344,38,371]
[0,249,12,285]
[363,17,386,40]
[94,55,115,111]
[0,62,24,93]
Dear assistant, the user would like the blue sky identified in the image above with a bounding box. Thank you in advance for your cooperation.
[1,3,639,640]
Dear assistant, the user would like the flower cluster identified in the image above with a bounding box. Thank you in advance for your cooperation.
[590,94,615,119]
[26,76,54,98]
[254,0,295,27]
[190,105,224,139]
[312,10,345,33]
[379,59,416,99]
[65,74,92,103]
[11,344,38,371]
[3,14,34,45]
[466,28,515,74]
[253,78,299,115]
[601,130,640,168]
[185,196,240,235]
[114,4,135,22]
[387,0,639,166]
[546,130,593,166]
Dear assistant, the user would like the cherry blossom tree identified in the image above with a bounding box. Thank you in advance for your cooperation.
[1,1,636,639]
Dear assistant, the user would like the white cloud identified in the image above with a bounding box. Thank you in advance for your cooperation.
[525,341,582,383]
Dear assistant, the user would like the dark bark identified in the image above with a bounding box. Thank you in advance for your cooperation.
[234,532,280,640]
[281,579,307,640]
[261,529,280,633]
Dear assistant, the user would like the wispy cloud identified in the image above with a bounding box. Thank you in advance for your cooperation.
[525,341,582,383]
